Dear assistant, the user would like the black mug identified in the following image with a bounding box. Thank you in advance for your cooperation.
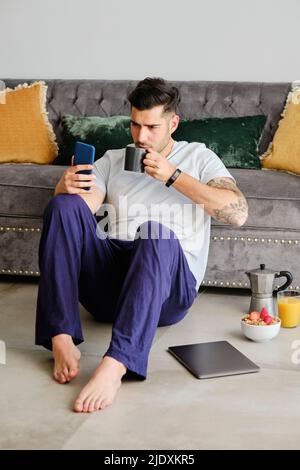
[124,145,147,172]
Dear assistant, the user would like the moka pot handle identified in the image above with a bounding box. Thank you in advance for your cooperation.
[273,271,293,293]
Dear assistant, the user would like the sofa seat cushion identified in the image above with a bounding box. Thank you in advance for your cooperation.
[0,164,66,218]
[212,168,300,231]
[1,165,299,232]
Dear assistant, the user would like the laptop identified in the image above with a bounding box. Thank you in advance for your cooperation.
[168,340,259,379]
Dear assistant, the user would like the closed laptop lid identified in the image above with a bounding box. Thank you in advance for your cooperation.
[168,341,259,379]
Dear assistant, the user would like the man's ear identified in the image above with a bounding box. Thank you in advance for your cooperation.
[170,114,180,134]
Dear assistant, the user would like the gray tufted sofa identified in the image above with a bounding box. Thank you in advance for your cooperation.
[1,79,300,291]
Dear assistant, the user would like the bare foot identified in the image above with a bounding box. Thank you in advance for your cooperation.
[73,356,126,413]
[52,334,81,384]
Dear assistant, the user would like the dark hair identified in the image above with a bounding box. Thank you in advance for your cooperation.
[128,77,180,114]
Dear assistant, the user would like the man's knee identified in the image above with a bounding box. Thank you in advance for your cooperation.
[44,194,83,217]
[135,220,177,240]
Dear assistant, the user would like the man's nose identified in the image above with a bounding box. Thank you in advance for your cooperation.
[137,127,148,143]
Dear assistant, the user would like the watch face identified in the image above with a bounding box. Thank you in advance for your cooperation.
[172,169,180,180]
[166,168,181,187]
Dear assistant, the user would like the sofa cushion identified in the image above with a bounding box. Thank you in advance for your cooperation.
[173,115,267,169]
[56,113,266,168]
[212,168,300,231]
[261,85,300,175]
[0,80,5,104]
[0,164,66,218]
[1,165,300,234]
[0,82,58,164]
[55,115,133,165]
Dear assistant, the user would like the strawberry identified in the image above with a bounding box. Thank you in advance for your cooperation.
[260,307,269,319]
[264,315,273,325]
[249,311,260,321]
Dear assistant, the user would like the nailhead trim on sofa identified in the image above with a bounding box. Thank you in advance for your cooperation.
[201,279,300,290]
[0,227,41,232]
[1,227,299,291]
[212,235,299,244]
[1,226,299,241]
[1,266,298,291]
[1,269,40,275]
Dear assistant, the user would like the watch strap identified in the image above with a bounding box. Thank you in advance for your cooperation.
[165,168,182,187]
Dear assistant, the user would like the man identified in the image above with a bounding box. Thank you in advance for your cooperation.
[35,77,248,413]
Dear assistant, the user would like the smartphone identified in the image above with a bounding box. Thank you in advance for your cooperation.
[74,141,95,191]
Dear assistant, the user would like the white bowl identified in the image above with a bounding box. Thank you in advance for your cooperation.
[241,318,281,342]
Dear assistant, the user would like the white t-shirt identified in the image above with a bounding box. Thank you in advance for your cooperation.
[93,141,234,290]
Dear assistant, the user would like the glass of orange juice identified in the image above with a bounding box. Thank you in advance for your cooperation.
[277,290,300,328]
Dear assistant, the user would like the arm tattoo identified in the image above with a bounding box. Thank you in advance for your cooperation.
[206,177,248,225]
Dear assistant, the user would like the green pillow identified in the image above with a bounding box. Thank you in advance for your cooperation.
[173,115,267,169]
[55,115,133,165]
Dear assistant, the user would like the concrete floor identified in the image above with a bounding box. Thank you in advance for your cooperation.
[0,277,300,450]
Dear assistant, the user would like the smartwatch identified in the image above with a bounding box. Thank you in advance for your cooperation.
[165,168,182,187]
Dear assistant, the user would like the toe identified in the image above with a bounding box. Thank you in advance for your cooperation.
[88,400,96,413]
[69,368,79,380]
[94,399,102,411]
[59,372,67,384]
[82,398,91,413]
[73,398,84,412]
[63,367,70,382]
[100,399,112,410]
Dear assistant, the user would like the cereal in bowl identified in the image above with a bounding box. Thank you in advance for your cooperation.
[242,307,280,326]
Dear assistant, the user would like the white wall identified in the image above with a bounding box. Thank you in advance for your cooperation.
[0,0,299,81]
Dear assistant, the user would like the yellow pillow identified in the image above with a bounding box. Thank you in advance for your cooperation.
[0,80,5,105]
[261,85,300,175]
[0,81,58,164]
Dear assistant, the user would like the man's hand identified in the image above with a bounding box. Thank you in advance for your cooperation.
[143,148,176,183]
[54,156,97,196]
[54,156,105,214]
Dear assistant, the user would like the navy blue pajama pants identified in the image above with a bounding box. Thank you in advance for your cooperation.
[35,194,197,379]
